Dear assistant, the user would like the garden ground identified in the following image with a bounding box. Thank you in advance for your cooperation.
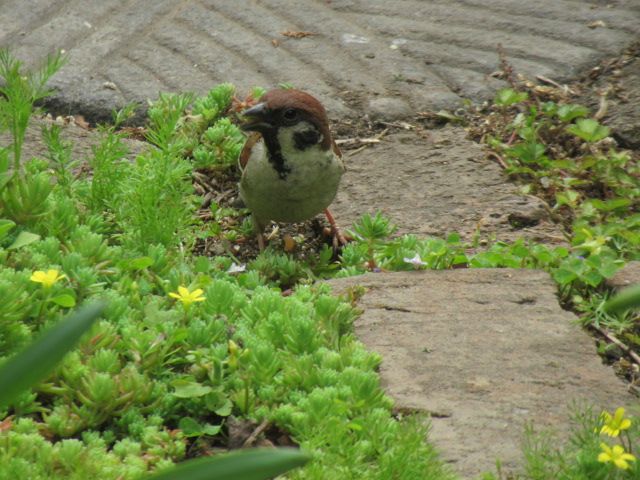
[2,2,640,478]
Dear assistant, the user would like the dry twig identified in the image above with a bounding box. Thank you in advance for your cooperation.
[593,325,640,366]
[594,86,612,120]
[497,43,517,89]
[340,128,390,157]
[281,30,316,39]
[335,128,389,147]
[535,75,563,89]
[486,151,508,170]
[242,419,271,448]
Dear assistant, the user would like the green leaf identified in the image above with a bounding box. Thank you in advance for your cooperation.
[597,260,621,279]
[556,104,589,123]
[7,230,40,250]
[582,270,603,287]
[446,232,461,244]
[171,379,212,398]
[177,417,222,437]
[589,198,631,212]
[555,190,580,208]
[566,118,610,143]
[202,423,222,436]
[178,417,204,437]
[0,218,16,239]
[145,448,309,480]
[552,268,578,286]
[507,142,546,164]
[605,285,640,313]
[452,254,468,266]
[214,399,233,417]
[494,88,528,106]
[49,294,76,308]
[347,422,363,431]
[0,302,105,408]
[251,86,266,100]
[119,256,154,271]
[0,171,11,190]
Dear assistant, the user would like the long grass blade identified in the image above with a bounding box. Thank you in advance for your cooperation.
[146,447,309,480]
[0,302,105,407]
[604,284,640,314]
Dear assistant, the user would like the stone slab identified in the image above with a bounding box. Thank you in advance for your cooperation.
[606,56,640,150]
[607,261,640,290]
[581,52,640,150]
[328,269,635,478]
[1,0,639,123]
[333,128,565,244]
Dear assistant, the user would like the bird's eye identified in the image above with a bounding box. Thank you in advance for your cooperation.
[283,108,297,120]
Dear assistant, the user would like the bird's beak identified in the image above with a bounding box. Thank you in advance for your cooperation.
[240,102,271,132]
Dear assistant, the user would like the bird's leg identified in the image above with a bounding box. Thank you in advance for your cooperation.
[323,208,348,248]
[252,216,266,251]
[257,232,266,252]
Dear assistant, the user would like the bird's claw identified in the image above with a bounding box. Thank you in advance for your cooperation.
[324,208,349,251]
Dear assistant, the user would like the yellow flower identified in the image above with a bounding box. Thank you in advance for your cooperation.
[601,407,632,437]
[169,286,205,307]
[598,443,635,470]
[30,269,66,288]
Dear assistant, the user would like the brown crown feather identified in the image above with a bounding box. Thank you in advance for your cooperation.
[239,89,341,169]
[261,89,328,121]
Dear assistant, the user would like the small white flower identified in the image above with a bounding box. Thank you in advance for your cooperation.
[227,263,246,274]
[403,254,427,268]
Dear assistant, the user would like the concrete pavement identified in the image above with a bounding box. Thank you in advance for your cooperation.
[2,0,638,122]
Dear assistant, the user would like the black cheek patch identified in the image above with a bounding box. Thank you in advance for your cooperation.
[262,127,291,179]
[293,129,321,150]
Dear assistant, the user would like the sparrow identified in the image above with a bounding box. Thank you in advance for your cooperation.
[238,88,347,250]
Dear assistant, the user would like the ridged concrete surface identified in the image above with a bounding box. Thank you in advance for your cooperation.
[1,0,638,122]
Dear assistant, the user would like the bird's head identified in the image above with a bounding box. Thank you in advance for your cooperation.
[240,89,332,153]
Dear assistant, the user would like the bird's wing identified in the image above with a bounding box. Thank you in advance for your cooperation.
[238,132,261,171]
[332,138,346,172]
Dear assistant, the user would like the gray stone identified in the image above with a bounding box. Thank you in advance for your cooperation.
[577,51,640,150]
[1,0,638,123]
[367,96,413,120]
[603,57,640,150]
[332,128,565,244]
[607,261,640,290]
[328,269,635,478]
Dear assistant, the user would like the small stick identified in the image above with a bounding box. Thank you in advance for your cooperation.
[378,121,415,130]
[347,145,368,157]
[342,128,390,157]
[242,419,270,448]
[592,325,640,366]
[336,128,390,146]
[374,127,390,140]
[535,75,563,89]
[594,86,611,120]
[497,43,517,89]
[335,138,382,146]
[486,151,508,170]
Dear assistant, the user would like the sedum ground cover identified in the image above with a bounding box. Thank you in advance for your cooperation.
[0,51,453,480]
[0,50,639,479]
